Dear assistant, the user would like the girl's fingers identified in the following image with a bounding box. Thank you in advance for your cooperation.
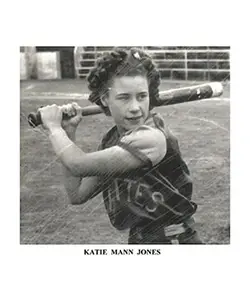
[61,103,81,117]
[72,102,82,116]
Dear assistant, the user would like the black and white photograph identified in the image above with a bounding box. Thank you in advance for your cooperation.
[20,46,230,245]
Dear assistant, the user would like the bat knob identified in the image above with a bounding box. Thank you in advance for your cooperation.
[28,111,42,127]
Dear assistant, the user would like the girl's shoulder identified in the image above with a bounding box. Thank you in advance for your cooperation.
[97,125,119,150]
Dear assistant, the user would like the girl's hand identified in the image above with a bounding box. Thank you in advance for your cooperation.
[39,104,63,132]
[61,102,83,136]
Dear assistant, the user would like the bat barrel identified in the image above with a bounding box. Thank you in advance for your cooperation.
[158,82,223,106]
[209,82,224,97]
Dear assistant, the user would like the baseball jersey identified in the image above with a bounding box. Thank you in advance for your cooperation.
[99,112,197,230]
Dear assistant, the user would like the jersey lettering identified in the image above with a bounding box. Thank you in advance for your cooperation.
[107,178,161,215]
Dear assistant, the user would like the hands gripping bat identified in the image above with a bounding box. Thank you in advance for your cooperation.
[27,82,223,127]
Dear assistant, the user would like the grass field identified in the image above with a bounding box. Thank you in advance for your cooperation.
[20,80,230,244]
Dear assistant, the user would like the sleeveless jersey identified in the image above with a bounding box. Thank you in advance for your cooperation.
[99,112,197,230]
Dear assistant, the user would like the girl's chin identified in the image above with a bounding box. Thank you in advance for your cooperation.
[124,123,142,132]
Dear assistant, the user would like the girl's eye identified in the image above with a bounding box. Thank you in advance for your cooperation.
[118,95,130,100]
[138,94,148,100]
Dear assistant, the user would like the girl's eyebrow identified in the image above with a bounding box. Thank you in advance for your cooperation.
[116,91,148,97]
[116,93,130,97]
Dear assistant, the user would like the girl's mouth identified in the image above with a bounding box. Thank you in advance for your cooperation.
[126,116,142,121]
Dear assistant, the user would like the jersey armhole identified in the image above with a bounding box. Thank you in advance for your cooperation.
[151,112,169,151]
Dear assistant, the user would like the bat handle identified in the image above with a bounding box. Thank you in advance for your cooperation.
[28,111,42,127]
[27,110,73,127]
[28,106,103,127]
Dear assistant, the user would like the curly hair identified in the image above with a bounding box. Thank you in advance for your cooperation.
[86,48,161,115]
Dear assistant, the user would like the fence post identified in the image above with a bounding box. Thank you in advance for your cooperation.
[24,46,37,79]
[184,50,188,80]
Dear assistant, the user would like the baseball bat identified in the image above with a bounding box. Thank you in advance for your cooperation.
[27,82,223,127]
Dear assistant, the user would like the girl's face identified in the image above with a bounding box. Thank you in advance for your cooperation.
[101,75,150,134]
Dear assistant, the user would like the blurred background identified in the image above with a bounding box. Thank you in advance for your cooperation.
[20,46,230,82]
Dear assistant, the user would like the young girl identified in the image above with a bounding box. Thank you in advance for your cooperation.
[39,48,202,244]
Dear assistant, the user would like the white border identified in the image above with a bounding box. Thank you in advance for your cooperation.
[2,1,249,299]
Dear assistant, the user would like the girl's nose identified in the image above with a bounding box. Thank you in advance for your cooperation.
[129,99,140,113]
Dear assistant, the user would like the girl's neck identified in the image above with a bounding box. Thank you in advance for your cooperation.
[117,125,128,136]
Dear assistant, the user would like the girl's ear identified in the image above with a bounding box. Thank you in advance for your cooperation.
[100,94,108,108]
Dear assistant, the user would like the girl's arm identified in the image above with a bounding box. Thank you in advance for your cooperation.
[62,166,103,205]
[60,128,103,205]
[40,103,166,187]
[50,125,166,177]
